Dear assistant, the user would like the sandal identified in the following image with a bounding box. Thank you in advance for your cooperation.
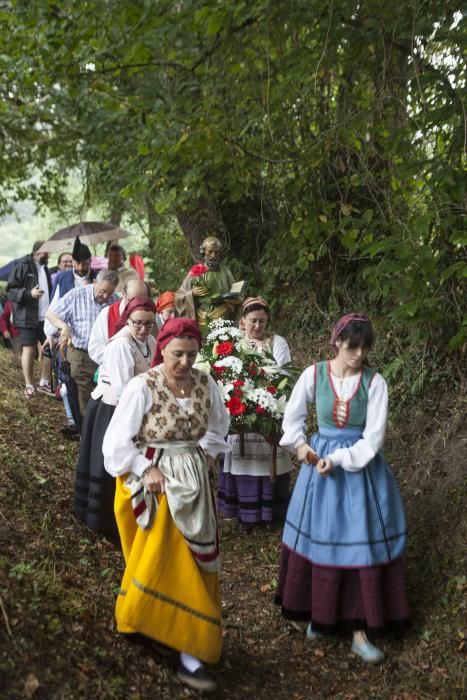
[24,385,35,398]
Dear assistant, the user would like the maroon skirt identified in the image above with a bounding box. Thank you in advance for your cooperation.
[274,544,410,637]
[217,471,290,524]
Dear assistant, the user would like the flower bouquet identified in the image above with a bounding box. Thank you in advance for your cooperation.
[195,319,299,479]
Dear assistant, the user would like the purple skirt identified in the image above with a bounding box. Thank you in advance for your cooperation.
[217,471,290,524]
[274,544,410,636]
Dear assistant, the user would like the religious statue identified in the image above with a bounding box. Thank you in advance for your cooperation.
[175,236,245,327]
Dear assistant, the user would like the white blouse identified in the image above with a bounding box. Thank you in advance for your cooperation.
[280,365,388,472]
[92,329,156,405]
[103,371,230,478]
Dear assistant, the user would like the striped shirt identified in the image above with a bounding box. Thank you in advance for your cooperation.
[53,284,118,350]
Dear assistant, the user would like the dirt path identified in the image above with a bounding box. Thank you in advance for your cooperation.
[0,348,465,699]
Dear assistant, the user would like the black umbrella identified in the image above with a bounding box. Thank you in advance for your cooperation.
[37,221,131,254]
[59,355,83,433]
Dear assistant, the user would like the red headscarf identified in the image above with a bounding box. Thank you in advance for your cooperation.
[115,296,156,333]
[156,291,176,313]
[330,313,370,354]
[151,317,202,367]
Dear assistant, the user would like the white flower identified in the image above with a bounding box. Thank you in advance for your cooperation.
[213,356,243,375]
[217,380,234,400]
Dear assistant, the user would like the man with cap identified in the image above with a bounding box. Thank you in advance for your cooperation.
[50,236,97,301]
[155,290,178,330]
[6,240,52,397]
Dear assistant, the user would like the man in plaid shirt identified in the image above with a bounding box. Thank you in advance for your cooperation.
[45,269,119,414]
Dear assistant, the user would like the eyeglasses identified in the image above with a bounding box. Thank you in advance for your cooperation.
[129,319,156,329]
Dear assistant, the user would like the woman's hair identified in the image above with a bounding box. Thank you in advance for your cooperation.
[242,302,269,317]
[336,319,374,350]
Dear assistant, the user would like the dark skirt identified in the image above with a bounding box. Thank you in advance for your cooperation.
[217,471,290,524]
[274,544,410,637]
[74,397,119,544]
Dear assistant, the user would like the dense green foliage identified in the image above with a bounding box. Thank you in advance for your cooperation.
[0,1,465,353]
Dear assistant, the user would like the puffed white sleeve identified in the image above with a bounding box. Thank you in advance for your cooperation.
[102,376,154,477]
[88,307,110,365]
[279,365,316,452]
[105,340,136,402]
[272,335,292,367]
[327,373,388,472]
[198,375,231,458]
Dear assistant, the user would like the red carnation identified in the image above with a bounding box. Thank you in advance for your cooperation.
[213,365,225,374]
[255,405,266,414]
[190,264,209,277]
[216,341,234,357]
[226,396,247,416]
[248,364,257,377]
[233,379,245,387]
[266,386,277,395]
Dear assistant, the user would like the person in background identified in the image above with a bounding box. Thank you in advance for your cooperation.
[75,296,157,543]
[49,237,96,302]
[45,270,119,416]
[6,240,52,398]
[217,297,293,533]
[45,237,99,434]
[106,243,138,294]
[0,298,21,355]
[103,318,230,692]
[155,290,177,330]
[50,251,74,284]
[275,314,409,663]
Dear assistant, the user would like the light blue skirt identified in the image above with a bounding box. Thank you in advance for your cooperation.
[282,427,408,568]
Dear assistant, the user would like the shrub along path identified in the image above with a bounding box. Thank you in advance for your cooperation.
[0,347,465,699]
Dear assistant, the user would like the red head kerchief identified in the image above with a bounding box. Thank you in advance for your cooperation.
[151,317,202,367]
[156,291,176,313]
[115,296,156,333]
[330,313,370,354]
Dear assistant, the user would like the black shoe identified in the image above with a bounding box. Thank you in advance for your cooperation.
[177,663,217,692]
[239,521,253,535]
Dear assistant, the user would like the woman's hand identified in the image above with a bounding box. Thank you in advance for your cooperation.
[296,443,319,465]
[143,466,166,494]
[316,457,333,477]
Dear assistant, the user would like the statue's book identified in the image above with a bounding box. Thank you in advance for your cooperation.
[221,280,246,299]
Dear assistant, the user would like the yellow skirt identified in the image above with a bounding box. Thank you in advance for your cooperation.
[114,476,222,664]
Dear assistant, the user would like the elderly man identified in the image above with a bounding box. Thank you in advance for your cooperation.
[175,236,244,327]
[45,269,119,415]
[7,240,52,397]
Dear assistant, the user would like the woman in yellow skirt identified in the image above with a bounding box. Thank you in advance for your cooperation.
[103,318,230,692]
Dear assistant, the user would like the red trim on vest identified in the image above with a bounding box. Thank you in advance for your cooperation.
[107,301,121,339]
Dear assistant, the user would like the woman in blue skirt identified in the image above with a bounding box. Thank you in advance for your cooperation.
[275,314,409,663]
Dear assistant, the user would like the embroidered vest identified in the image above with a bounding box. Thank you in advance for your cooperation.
[315,361,375,430]
[137,368,211,444]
